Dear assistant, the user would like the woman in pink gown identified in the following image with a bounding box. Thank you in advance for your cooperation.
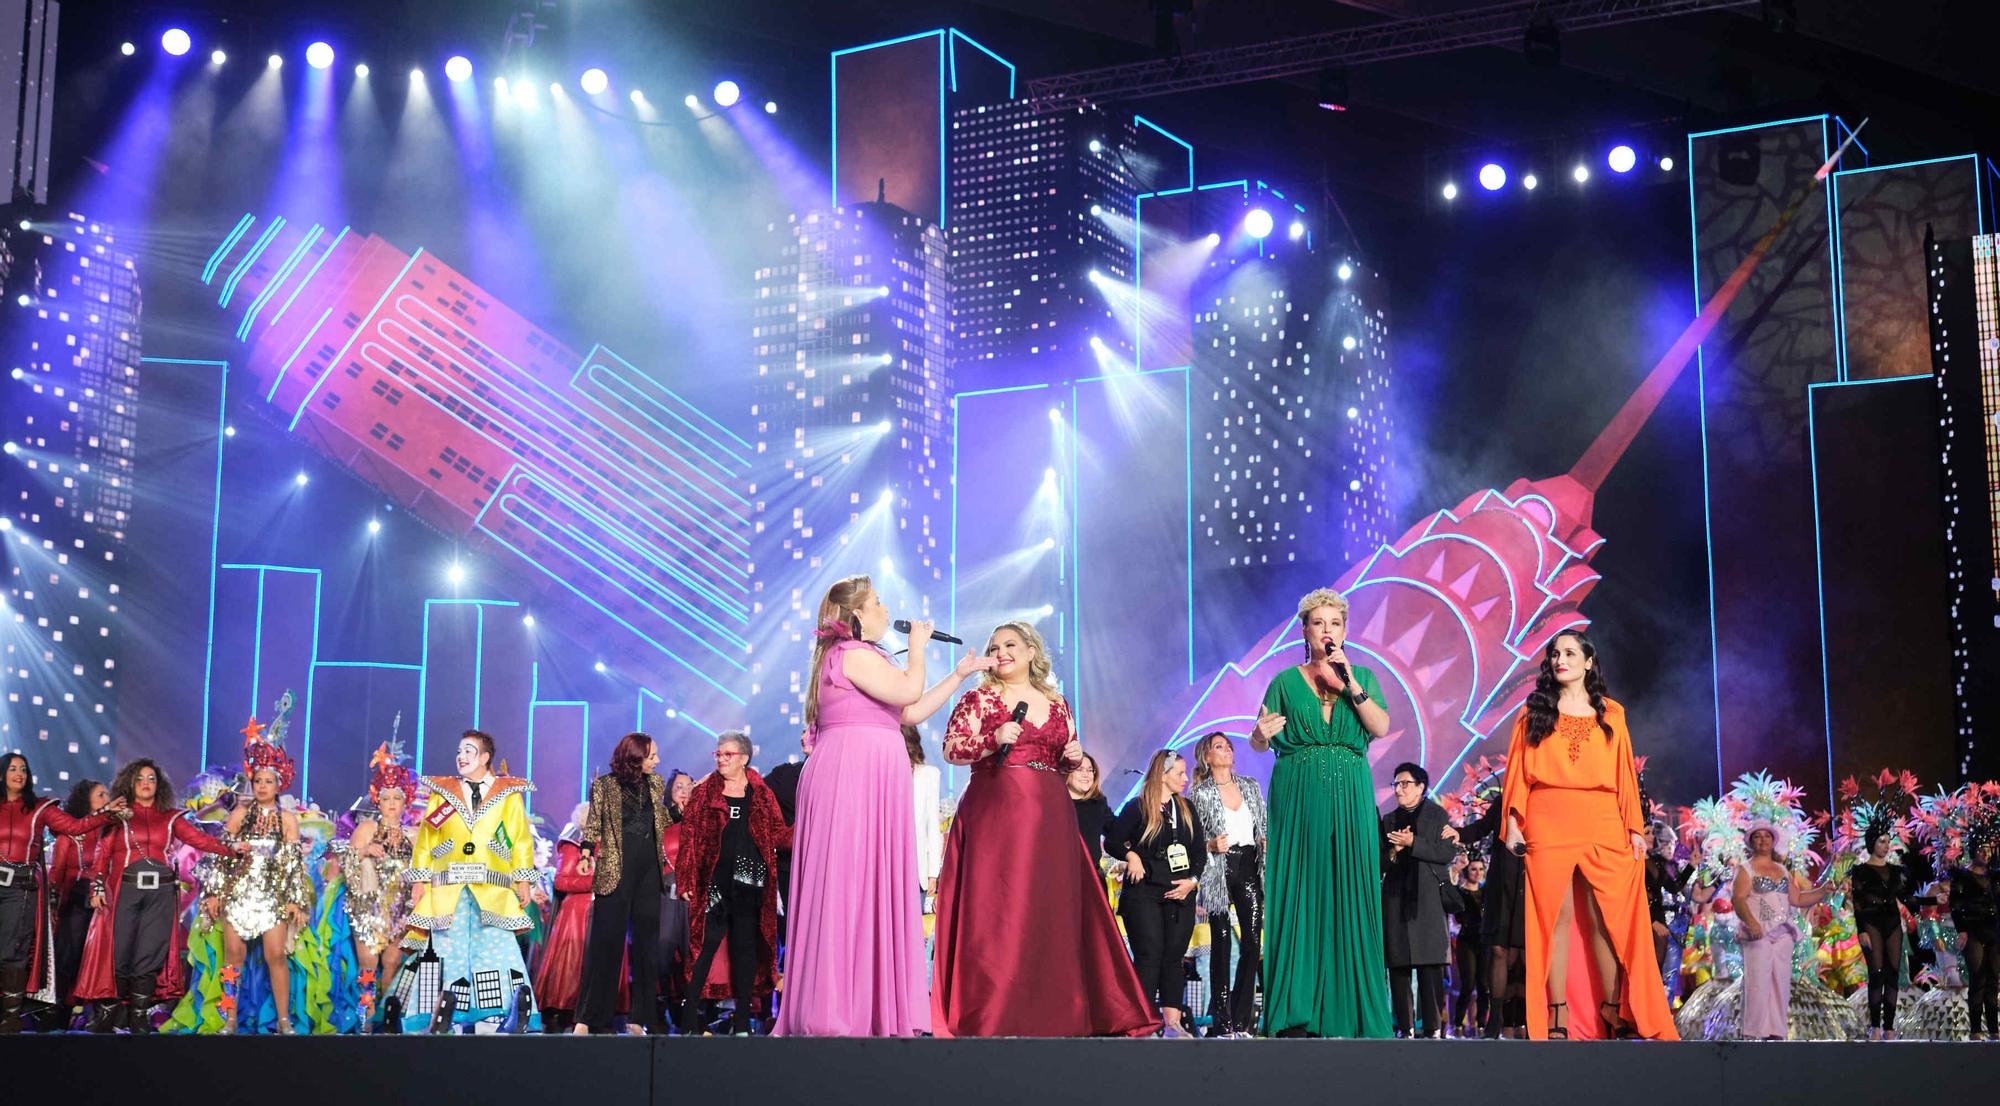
[931,621,1159,1038]
[773,574,992,1037]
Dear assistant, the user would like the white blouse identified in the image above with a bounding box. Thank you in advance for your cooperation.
[912,763,943,885]
[1222,798,1256,849]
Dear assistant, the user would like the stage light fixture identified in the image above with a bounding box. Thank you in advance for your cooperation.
[1523,173,1539,191]
[1337,262,1353,281]
[410,67,425,84]
[514,78,535,105]
[1289,221,1306,240]
[1346,406,1359,419]
[1441,182,1458,201]
[1348,479,1363,492]
[630,89,646,104]
[1035,604,1055,618]
[579,67,608,95]
[1608,145,1637,174]
[549,82,562,96]
[306,42,334,70]
[1205,232,1221,246]
[522,614,535,628]
[876,419,892,433]
[1090,204,1103,217]
[1572,164,1590,183]
[1244,209,1275,239]
[12,295,26,307]
[684,93,700,109]
[1041,537,1057,550]
[121,42,137,56]
[294,472,309,487]
[712,80,740,108]
[879,488,894,505]
[1048,407,1062,422]
[764,101,778,114]
[1089,139,1103,153]
[1087,269,1102,283]
[367,518,381,535]
[162,29,192,57]
[1043,467,1057,485]
[356,63,369,78]
[447,562,465,585]
[2,442,16,455]
[210,50,227,66]
[268,54,283,69]
[223,425,235,437]
[594,661,607,673]
[1478,163,1507,191]
[1088,335,1106,350]
[15,219,26,230]
[444,55,472,82]
[8,368,21,379]
[1315,65,1350,112]
[879,557,894,575]
[1659,155,1675,172]
[1342,336,1357,351]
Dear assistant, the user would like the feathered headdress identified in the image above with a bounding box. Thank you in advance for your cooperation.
[1832,768,1921,862]
[1684,771,1819,883]
[241,689,299,792]
[1910,781,2000,879]
[368,718,416,807]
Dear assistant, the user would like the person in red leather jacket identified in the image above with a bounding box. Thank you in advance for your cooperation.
[75,759,241,1032]
[48,779,111,1021]
[0,754,122,1033]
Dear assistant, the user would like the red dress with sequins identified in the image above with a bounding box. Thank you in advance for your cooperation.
[929,686,1159,1037]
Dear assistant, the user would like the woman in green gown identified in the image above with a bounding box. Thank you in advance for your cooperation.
[1251,587,1394,1038]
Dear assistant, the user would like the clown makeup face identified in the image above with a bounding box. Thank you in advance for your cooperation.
[457,738,491,781]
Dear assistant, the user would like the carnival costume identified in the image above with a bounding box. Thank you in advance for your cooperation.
[393,767,541,1032]
[0,769,114,1031]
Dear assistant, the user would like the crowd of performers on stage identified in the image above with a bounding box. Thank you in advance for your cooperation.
[2,579,1996,1041]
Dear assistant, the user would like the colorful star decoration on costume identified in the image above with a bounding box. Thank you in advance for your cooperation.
[357,969,376,987]
[240,715,265,745]
[216,993,237,1014]
[219,964,241,985]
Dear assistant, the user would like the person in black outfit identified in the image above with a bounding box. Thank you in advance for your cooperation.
[575,732,679,1034]
[1068,754,1114,865]
[678,732,788,1036]
[1108,749,1207,1037]
[1455,796,1526,1037]
[1847,818,1929,1039]
[1187,732,1267,1038]
[1447,855,1486,1037]
[760,743,805,948]
[1947,833,1997,1040]
[1381,762,1454,1038]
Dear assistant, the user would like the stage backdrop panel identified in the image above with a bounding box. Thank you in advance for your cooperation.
[1832,154,1985,383]
[1807,376,1955,788]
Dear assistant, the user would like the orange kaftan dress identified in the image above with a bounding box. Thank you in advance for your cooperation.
[1499,700,1678,1040]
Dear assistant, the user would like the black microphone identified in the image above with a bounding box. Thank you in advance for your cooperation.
[1324,639,1351,686]
[997,700,1028,764]
[893,619,964,646]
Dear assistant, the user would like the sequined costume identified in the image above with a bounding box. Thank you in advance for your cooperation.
[338,826,412,953]
[213,805,316,943]
[1736,871,1799,1038]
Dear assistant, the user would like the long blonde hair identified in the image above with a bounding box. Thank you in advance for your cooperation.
[1139,749,1192,845]
[978,620,1064,703]
[1191,731,1232,786]
[804,575,873,731]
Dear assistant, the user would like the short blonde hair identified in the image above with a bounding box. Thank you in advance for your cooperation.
[1297,588,1349,621]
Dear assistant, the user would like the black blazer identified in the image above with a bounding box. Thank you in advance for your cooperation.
[1107,796,1208,892]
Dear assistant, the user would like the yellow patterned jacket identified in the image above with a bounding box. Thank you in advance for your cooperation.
[404,774,537,935]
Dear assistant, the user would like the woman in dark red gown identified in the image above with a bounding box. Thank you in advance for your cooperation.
[930,621,1159,1038]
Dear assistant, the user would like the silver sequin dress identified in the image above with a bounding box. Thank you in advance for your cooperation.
[339,822,413,953]
[214,806,315,942]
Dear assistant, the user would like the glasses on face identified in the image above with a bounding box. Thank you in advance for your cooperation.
[1392,779,1421,790]
[716,751,747,761]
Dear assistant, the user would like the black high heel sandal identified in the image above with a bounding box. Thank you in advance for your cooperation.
[1600,1000,1637,1039]
[1546,1002,1568,1040]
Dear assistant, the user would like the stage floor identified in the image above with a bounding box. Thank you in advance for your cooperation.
[9,1036,1991,1104]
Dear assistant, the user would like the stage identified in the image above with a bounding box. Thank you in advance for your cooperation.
[7,1037,1989,1103]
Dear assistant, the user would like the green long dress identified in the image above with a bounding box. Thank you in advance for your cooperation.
[1259,664,1392,1038]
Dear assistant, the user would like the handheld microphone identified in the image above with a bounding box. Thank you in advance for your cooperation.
[1324,640,1351,686]
[892,619,964,646]
[998,700,1029,764]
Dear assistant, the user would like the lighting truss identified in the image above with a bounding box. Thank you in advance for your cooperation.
[1024,0,1755,110]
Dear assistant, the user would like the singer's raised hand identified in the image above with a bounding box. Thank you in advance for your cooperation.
[953,650,997,679]
[906,619,935,649]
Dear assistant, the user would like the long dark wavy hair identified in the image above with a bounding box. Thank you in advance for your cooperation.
[63,778,104,820]
[1,753,34,803]
[1522,630,1614,747]
[111,758,176,810]
[609,731,655,788]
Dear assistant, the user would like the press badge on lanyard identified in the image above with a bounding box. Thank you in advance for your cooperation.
[1164,806,1190,874]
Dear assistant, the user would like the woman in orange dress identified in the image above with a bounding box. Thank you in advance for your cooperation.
[1498,630,1676,1040]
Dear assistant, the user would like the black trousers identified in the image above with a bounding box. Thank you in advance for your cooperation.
[1450,940,1486,1033]
[1122,887,1196,1014]
[113,863,177,988]
[55,880,93,999]
[1389,964,1444,1037]
[1855,910,1903,1032]
[683,878,762,1031]
[1205,847,1262,1033]
[576,856,662,1031]
[0,879,34,970]
[1965,923,1998,1035]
